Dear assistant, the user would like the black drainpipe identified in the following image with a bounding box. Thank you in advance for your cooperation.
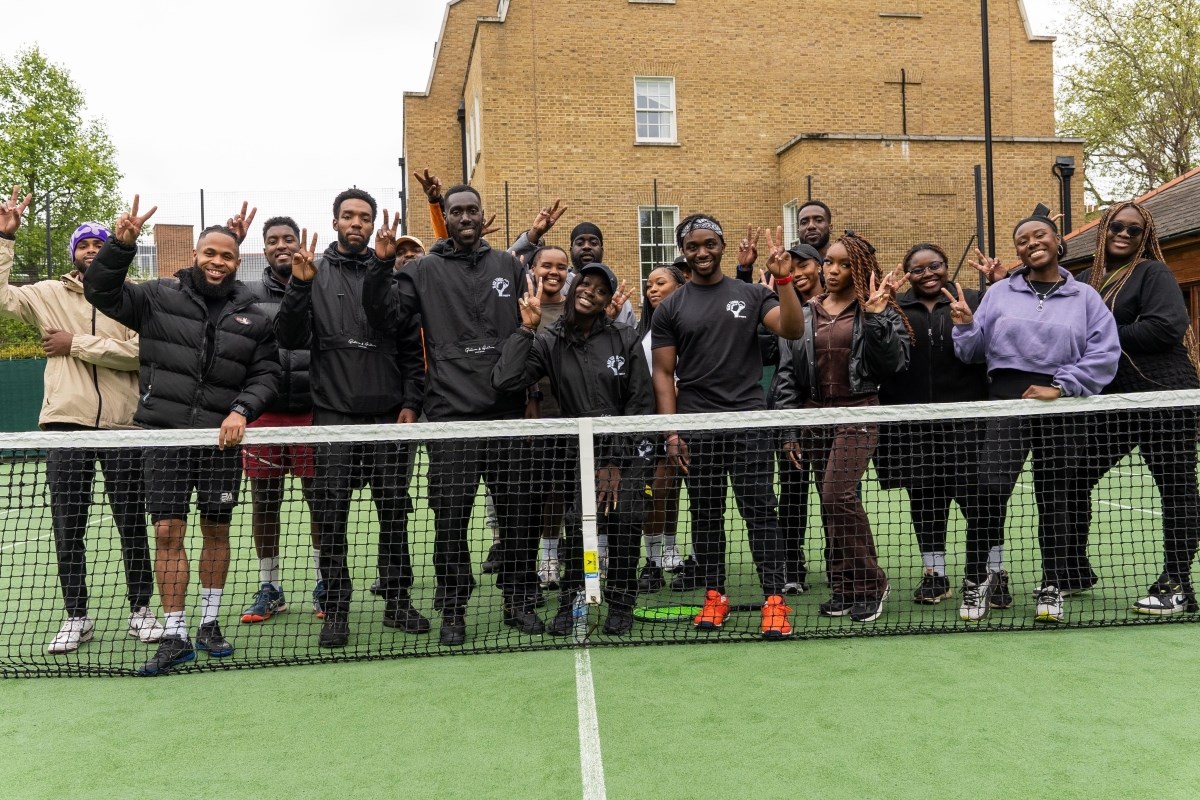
[1053,156,1076,234]
[457,101,468,183]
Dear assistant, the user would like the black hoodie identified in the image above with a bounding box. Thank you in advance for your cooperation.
[364,238,526,421]
[276,244,423,416]
[241,266,312,413]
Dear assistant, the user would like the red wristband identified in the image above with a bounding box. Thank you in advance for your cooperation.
[774,274,793,286]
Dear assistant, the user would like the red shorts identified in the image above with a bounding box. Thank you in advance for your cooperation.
[242,410,316,479]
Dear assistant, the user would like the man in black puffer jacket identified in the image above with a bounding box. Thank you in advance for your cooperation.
[276,189,426,649]
[363,183,542,647]
[84,197,280,675]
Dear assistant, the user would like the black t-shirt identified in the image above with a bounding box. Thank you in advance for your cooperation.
[651,275,779,412]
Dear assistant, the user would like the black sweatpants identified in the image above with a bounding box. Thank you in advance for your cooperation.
[45,444,152,617]
[312,408,414,621]
[426,437,538,614]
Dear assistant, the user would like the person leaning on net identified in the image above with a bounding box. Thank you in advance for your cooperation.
[274,189,427,650]
[363,184,543,647]
[1075,201,1200,617]
[651,218,804,640]
[83,197,281,675]
[947,212,1119,626]
[492,263,656,636]
[0,187,164,655]
[775,232,912,625]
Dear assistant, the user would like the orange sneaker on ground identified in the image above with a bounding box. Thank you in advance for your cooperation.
[761,594,793,639]
[693,590,730,630]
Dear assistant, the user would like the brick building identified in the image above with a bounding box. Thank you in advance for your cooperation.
[403,0,1084,290]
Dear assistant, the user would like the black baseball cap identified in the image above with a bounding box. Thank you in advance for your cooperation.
[786,242,823,264]
[577,263,618,294]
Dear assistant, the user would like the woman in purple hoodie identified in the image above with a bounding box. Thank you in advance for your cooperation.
[947,214,1120,624]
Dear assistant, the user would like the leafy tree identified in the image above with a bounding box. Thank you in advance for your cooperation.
[0,46,122,287]
[1057,0,1200,204]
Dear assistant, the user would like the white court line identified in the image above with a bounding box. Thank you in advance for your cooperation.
[1014,478,1160,516]
[575,649,607,800]
[0,533,51,551]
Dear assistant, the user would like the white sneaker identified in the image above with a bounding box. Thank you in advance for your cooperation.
[959,572,996,622]
[537,557,560,590]
[1034,584,1064,624]
[128,606,166,643]
[47,616,95,654]
[661,544,684,572]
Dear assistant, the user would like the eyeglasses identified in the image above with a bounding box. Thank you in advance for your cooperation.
[906,261,946,276]
[1109,221,1145,238]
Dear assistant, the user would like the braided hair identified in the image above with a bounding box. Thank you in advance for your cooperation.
[1086,201,1165,292]
[638,263,687,337]
[837,231,915,344]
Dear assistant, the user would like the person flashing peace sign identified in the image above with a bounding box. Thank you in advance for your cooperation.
[948,213,1119,624]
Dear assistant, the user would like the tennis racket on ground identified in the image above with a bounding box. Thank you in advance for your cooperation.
[632,602,763,622]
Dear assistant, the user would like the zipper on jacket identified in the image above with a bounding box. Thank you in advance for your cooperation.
[91,306,103,427]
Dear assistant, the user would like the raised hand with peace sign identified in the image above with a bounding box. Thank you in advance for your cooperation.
[968,247,1010,285]
[763,226,793,280]
[0,186,33,238]
[528,199,566,245]
[290,229,320,281]
[114,195,158,246]
[738,224,761,270]
[941,281,974,326]
[225,201,258,245]
[518,273,544,329]
[374,209,400,261]
[863,264,904,314]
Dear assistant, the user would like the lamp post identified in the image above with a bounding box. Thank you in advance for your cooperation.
[981,0,997,257]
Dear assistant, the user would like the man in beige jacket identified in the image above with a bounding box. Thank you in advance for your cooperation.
[0,186,164,654]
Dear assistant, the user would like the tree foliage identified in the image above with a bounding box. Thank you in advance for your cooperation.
[0,46,122,287]
[1058,0,1200,204]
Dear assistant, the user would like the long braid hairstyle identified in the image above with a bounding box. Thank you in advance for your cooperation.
[838,231,915,344]
[1086,201,1164,293]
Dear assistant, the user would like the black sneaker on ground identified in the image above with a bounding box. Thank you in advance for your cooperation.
[849,587,889,623]
[990,569,1014,608]
[638,562,664,594]
[912,571,953,605]
[504,606,546,635]
[818,594,853,617]
[481,543,501,575]
[669,557,704,591]
[137,635,196,676]
[603,606,634,635]
[548,604,575,637]
[383,599,431,634]
[439,613,466,646]
[195,621,234,657]
[318,618,349,648]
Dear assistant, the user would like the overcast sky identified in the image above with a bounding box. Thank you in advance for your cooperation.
[6,0,1070,219]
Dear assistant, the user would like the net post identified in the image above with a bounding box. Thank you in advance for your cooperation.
[576,418,603,605]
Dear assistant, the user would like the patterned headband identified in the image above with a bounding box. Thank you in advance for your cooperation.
[676,217,724,247]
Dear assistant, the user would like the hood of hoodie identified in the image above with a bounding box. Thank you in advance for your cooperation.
[547,313,615,346]
[429,237,493,261]
[259,264,290,293]
[61,270,86,294]
[321,242,378,270]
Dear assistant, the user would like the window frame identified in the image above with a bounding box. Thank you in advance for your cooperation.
[633,76,677,144]
[637,204,680,281]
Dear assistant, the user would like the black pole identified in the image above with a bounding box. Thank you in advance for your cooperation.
[974,165,986,290]
[457,102,468,183]
[652,177,659,281]
[398,155,408,235]
[901,69,908,136]
[44,191,51,279]
[504,181,511,248]
[200,188,206,230]
[1053,156,1076,235]
[981,0,997,257]
[806,175,813,201]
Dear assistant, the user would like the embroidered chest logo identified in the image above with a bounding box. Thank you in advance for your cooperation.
[492,277,511,297]
[606,355,626,376]
[234,316,252,325]
[726,300,747,319]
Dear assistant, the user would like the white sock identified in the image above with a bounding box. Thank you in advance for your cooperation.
[200,588,223,625]
[312,548,322,583]
[645,534,664,565]
[259,556,280,588]
[165,611,188,641]
[987,546,1004,574]
[541,536,559,561]
[921,552,937,571]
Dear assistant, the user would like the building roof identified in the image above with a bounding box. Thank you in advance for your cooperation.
[1062,164,1200,266]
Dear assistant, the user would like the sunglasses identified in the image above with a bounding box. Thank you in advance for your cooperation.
[1109,221,1145,238]
[906,261,946,276]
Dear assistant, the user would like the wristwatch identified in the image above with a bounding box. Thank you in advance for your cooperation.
[230,402,252,418]
[1050,381,1066,397]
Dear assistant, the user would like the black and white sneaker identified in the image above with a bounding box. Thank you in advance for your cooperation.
[137,635,195,676]
[1133,575,1197,616]
[1034,584,1064,624]
[638,562,664,594]
[849,585,890,623]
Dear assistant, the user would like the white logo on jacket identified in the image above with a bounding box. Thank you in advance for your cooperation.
[492,277,511,297]
[726,300,747,319]
[606,355,626,376]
